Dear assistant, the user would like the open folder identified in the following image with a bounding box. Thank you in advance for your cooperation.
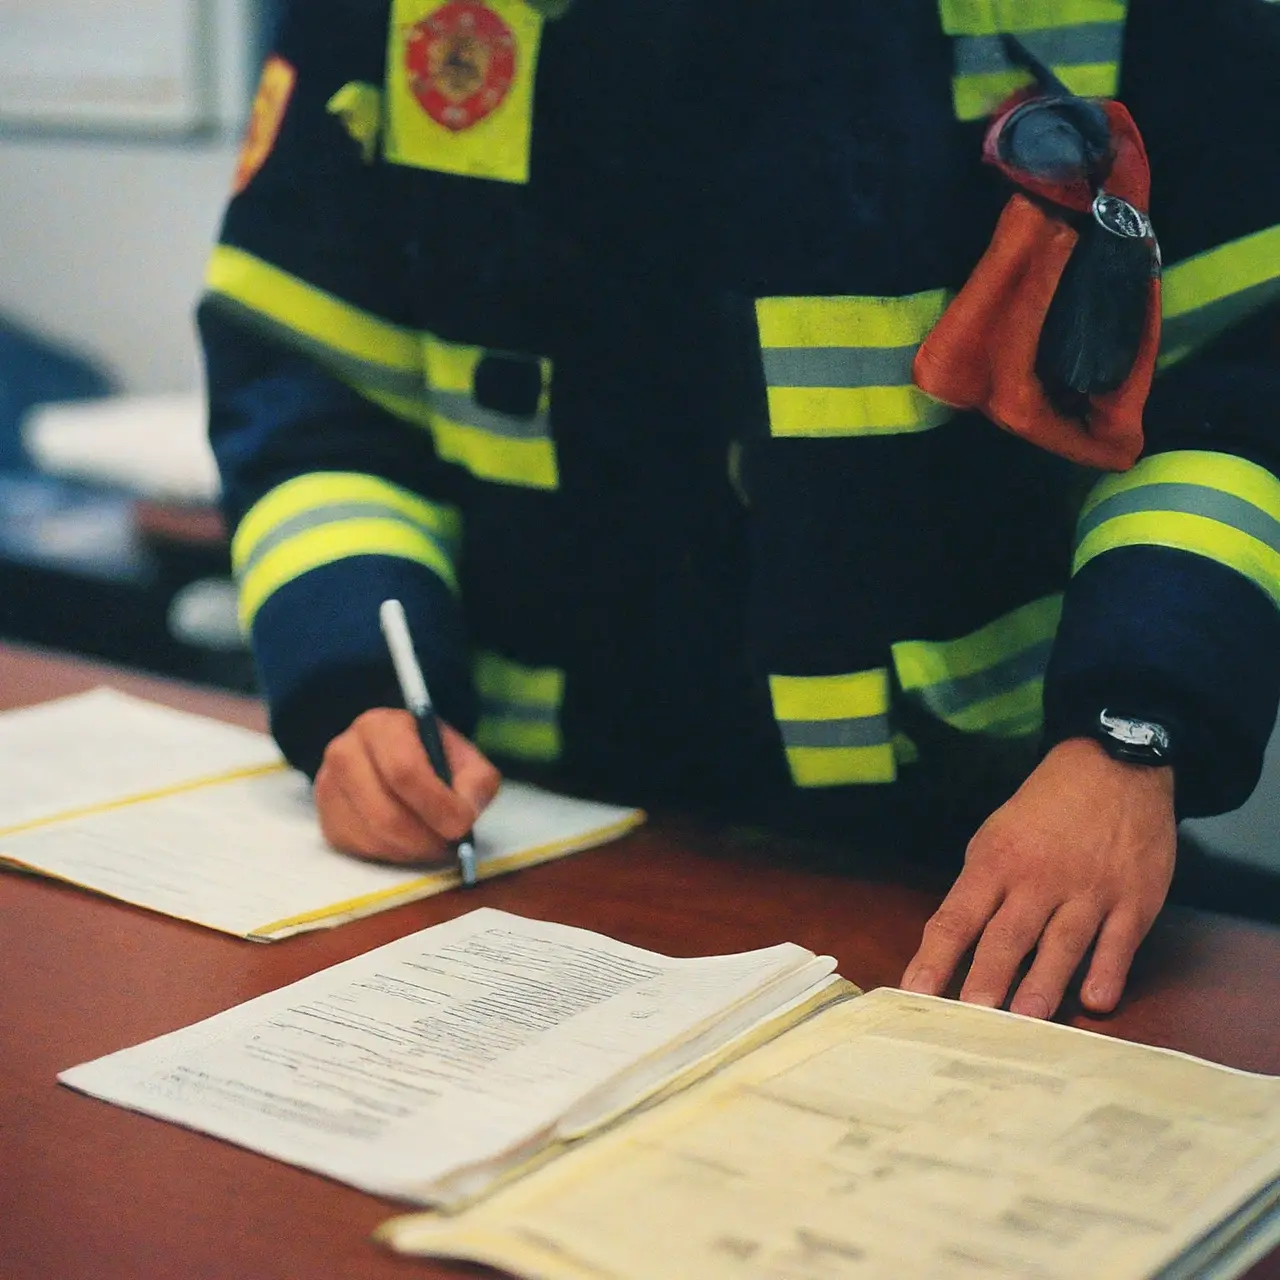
[0,689,643,939]
[59,908,1280,1280]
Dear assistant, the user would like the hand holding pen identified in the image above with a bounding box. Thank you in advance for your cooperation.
[380,598,480,885]
[311,604,500,875]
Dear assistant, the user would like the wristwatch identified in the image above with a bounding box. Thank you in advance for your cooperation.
[1095,708,1174,766]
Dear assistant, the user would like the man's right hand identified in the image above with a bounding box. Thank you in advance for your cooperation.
[313,708,502,863]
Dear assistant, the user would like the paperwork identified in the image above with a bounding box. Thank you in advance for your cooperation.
[59,909,843,1205]
[0,690,644,939]
[383,989,1280,1280]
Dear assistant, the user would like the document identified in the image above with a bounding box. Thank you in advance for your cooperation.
[0,690,644,938]
[59,909,841,1204]
[382,989,1280,1280]
[0,687,279,831]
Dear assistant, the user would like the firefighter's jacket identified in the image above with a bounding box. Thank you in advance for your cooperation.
[202,0,1280,833]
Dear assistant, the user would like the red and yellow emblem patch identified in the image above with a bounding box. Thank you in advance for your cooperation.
[404,1,516,132]
[233,55,296,195]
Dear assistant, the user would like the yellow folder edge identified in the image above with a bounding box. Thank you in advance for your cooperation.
[0,760,290,840]
[250,808,647,940]
[0,759,645,941]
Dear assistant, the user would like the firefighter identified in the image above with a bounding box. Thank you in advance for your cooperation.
[202,0,1280,1018]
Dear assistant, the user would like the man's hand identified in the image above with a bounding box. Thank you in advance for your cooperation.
[313,708,501,863]
[901,737,1176,1019]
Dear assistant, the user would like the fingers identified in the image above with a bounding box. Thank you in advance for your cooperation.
[364,713,476,842]
[441,721,503,816]
[315,708,500,864]
[958,892,1059,1009]
[1080,908,1153,1014]
[1008,900,1105,1020]
[901,870,1002,998]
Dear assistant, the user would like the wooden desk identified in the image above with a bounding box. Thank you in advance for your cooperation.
[2,642,1278,1280]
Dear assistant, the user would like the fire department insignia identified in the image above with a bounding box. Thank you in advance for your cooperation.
[405,1,517,132]
[232,55,296,195]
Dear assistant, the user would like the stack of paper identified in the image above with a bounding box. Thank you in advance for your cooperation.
[0,689,644,939]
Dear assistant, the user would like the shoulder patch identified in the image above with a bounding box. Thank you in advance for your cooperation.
[233,55,297,196]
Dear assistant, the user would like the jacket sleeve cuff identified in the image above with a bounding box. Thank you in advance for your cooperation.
[249,556,475,778]
[1042,546,1280,818]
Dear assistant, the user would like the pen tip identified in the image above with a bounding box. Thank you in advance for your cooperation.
[458,840,478,889]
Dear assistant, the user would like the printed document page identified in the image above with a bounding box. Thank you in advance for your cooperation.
[0,688,280,831]
[0,688,643,937]
[1,768,643,939]
[384,988,1280,1280]
[60,910,829,1203]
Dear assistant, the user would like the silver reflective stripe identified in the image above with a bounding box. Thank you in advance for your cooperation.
[1076,482,1280,553]
[761,346,919,391]
[1161,276,1280,360]
[478,697,556,725]
[431,389,551,441]
[205,294,425,397]
[778,714,891,751]
[912,641,1053,720]
[235,502,452,581]
[954,23,1121,75]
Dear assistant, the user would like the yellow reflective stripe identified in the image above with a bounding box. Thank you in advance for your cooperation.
[205,245,420,380]
[326,81,383,163]
[238,520,457,630]
[1078,451,1280,526]
[952,63,1118,121]
[769,669,888,721]
[359,387,560,490]
[429,412,559,489]
[232,471,459,570]
[937,680,1046,736]
[757,293,950,349]
[1159,224,1280,369]
[233,473,460,629]
[1074,452,1280,609]
[769,669,896,787]
[939,0,1125,33]
[1076,512,1280,610]
[475,651,564,706]
[475,718,561,761]
[765,387,950,437]
[473,651,564,763]
[893,594,1063,690]
[423,337,480,394]
[940,1,1126,121]
[384,0,543,185]
[892,595,1059,738]
[784,744,897,787]
[757,293,952,438]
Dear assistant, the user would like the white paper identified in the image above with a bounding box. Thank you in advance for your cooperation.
[60,910,823,1203]
[0,688,642,937]
[1,768,640,938]
[0,689,281,833]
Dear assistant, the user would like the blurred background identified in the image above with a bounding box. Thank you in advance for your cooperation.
[0,0,1274,872]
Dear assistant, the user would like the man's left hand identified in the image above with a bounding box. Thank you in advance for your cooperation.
[901,736,1176,1019]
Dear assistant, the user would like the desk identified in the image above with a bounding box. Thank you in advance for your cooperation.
[2,641,1279,1280]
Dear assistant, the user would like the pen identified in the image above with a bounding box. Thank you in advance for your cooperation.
[378,598,478,887]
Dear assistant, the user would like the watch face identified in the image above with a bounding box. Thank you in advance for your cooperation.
[1099,710,1171,759]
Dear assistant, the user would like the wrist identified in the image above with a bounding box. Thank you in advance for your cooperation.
[1046,736,1175,801]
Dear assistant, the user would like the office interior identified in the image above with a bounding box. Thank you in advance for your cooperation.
[1,2,1278,880]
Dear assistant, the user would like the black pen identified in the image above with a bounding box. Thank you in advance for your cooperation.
[378,598,478,887]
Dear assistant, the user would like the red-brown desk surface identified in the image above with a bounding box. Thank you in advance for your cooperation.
[2,642,1278,1280]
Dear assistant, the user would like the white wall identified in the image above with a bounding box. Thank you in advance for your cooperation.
[0,135,238,392]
